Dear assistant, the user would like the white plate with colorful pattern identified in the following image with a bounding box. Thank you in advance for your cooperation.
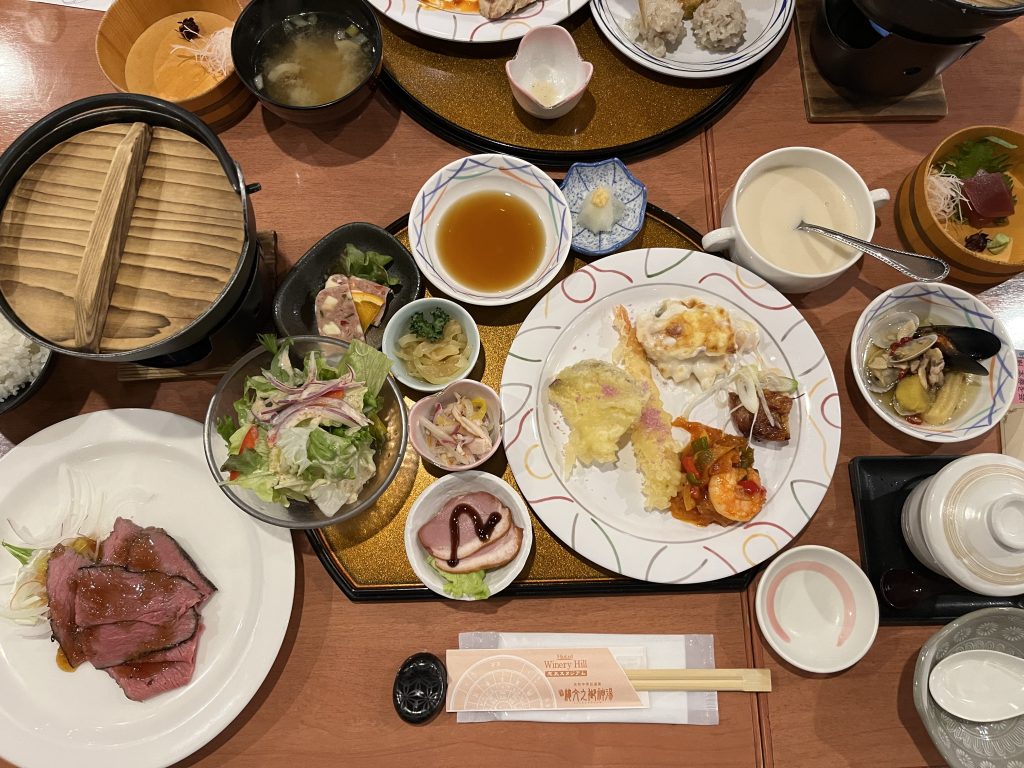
[500,248,841,584]
[367,0,591,44]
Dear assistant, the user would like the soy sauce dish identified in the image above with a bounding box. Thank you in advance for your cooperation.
[404,472,533,601]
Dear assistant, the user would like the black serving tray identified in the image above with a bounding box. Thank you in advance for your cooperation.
[850,456,1024,624]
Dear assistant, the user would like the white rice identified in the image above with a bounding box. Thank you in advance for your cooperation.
[692,0,747,52]
[0,314,48,401]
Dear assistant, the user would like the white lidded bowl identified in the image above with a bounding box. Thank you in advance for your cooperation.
[850,282,1018,443]
[902,453,1024,597]
[381,297,480,393]
[403,471,533,601]
[505,25,593,120]
[755,545,879,674]
[408,153,572,307]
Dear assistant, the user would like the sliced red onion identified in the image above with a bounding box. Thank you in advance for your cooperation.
[269,401,369,442]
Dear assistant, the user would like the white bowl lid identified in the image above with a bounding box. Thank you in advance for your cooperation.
[922,453,1024,595]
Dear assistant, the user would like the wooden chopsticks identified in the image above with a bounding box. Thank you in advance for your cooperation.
[625,668,771,692]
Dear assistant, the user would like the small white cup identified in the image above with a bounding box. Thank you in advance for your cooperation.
[702,147,889,294]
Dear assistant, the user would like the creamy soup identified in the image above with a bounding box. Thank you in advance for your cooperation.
[736,165,860,275]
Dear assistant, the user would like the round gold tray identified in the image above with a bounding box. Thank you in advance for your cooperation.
[308,204,755,600]
[379,9,754,168]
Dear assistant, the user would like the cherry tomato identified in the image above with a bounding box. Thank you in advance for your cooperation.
[240,426,258,452]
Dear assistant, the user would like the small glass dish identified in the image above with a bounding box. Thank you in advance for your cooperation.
[203,336,407,529]
[408,380,502,471]
[560,158,647,257]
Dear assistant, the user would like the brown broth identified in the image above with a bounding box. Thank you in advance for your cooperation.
[436,190,545,293]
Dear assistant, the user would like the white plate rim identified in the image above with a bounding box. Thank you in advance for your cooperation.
[366,0,592,43]
[0,408,295,768]
[499,247,841,584]
[590,0,793,79]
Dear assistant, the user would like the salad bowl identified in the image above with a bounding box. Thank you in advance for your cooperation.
[203,336,408,529]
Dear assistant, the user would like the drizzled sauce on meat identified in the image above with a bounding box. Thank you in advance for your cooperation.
[447,504,502,567]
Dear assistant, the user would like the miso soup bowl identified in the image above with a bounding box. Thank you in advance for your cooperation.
[702,147,889,294]
[849,282,1017,444]
[408,154,572,307]
[231,0,383,125]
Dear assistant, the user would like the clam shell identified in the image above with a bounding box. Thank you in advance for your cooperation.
[889,333,938,363]
[869,311,920,348]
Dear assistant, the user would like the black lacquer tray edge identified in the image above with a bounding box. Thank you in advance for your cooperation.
[307,205,760,601]
[377,12,758,169]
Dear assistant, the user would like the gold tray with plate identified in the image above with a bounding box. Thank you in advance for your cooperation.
[308,204,755,600]
[379,10,755,168]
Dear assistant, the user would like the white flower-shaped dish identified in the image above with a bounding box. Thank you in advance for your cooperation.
[561,159,647,257]
[506,26,594,120]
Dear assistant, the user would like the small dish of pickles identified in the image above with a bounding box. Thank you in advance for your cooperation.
[850,283,1017,444]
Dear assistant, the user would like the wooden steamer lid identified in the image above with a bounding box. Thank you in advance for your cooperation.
[0,121,246,355]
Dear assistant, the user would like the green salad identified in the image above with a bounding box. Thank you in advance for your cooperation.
[216,336,391,516]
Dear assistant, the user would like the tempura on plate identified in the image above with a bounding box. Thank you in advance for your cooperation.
[548,359,646,475]
[612,306,683,510]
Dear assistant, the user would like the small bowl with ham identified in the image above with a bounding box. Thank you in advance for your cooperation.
[408,380,502,471]
[404,471,533,601]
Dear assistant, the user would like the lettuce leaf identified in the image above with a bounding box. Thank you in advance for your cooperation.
[341,340,392,403]
[427,556,490,600]
[339,243,399,287]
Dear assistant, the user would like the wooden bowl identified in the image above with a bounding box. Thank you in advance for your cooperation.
[96,0,255,132]
[896,125,1024,288]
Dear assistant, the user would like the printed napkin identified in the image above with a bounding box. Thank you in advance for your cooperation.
[456,632,719,725]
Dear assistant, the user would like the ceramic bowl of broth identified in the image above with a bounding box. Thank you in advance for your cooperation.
[408,154,573,307]
[231,0,382,125]
[702,147,889,294]
[850,282,1017,443]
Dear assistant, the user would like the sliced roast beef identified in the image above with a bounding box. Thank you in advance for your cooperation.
[432,524,524,574]
[106,624,204,702]
[99,518,216,605]
[78,607,199,669]
[417,492,513,561]
[99,517,144,565]
[46,544,92,668]
[74,566,202,628]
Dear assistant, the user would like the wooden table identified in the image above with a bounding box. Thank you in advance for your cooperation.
[0,2,1021,766]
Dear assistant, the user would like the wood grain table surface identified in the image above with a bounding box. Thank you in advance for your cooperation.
[0,2,1020,766]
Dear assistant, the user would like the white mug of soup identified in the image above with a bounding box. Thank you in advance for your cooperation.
[701,147,890,294]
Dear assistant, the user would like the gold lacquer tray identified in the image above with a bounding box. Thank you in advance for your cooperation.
[378,9,755,168]
[308,204,754,600]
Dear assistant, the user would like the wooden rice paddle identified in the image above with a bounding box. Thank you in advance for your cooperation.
[625,667,771,692]
[72,121,152,352]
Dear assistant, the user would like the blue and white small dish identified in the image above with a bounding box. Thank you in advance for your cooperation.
[561,159,647,257]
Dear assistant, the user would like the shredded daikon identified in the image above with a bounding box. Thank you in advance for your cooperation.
[170,26,234,80]
[926,167,966,223]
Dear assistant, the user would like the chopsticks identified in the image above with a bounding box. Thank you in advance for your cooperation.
[625,668,771,692]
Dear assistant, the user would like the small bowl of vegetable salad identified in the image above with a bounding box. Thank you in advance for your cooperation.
[203,335,408,528]
[381,297,481,393]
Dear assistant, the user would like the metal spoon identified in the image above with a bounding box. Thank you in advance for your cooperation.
[797,221,950,282]
[929,649,1024,722]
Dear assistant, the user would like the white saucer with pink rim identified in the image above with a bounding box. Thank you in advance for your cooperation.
[755,545,879,674]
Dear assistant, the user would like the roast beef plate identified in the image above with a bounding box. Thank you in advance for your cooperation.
[48,517,217,701]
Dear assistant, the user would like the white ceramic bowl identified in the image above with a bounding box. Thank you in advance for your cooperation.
[560,158,647,257]
[506,26,593,120]
[701,147,889,294]
[403,471,533,601]
[755,545,879,674]
[408,380,503,471]
[408,153,572,306]
[850,282,1018,443]
[381,297,480,393]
